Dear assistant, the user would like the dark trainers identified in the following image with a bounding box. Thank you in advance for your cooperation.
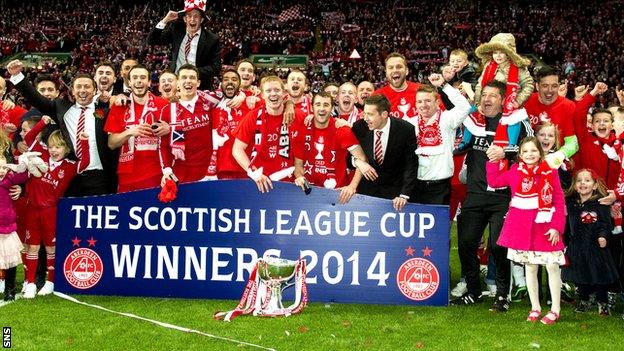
[511,285,528,302]
[450,292,482,305]
[561,283,576,303]
[607,292,618,310]
[575,300,592,313]
[490,295,510,312]
[598,303,611,316]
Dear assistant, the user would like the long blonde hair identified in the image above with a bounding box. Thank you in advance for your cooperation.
[0,130,11,158]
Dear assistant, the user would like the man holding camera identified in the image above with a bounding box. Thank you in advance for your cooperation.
[105,64,171,193]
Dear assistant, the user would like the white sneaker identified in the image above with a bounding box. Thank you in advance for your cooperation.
[22,283,37,299]
[0,279,4,293]
[487,284,497,296]
[37,281,54,296]
[451,281,468,297]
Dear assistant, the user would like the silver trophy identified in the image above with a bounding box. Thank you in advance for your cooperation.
[257,256,299,315]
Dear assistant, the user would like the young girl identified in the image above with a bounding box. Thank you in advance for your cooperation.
[21,129,83,298]
[486,137,566,324]
[563,169,619,315]
[0,130,28,301]
[458,33,533,152]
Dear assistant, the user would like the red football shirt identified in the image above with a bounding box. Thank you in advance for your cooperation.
[235,108,303,178]
[292,118,359,187]
[373,81,422,119]
[525,93,575,143]
[104,95,170,184]
[210,99,252,178]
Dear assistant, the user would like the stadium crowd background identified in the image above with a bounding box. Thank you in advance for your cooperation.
[1,0,623,107]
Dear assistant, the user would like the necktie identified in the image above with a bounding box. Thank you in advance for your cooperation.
[184,32,197,64]
[374,130,383,165]
[76,107,90,173]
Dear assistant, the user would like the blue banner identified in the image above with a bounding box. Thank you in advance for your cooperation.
[55,180,450,305]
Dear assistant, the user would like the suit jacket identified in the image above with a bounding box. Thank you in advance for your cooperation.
[352,117,418,200]
[14,78,118,193]
[148,21,221,90]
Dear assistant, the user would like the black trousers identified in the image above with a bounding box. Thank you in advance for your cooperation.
[578,284,609,303]
[413,178,451,205]
[608,235,624,293]
[65,170,111,197]
[458,192,510,297]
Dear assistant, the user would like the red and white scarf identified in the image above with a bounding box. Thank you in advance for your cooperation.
[416,110,444,156]
[339,107,361,125]
[510,161,554,223]
[119,92,159,167]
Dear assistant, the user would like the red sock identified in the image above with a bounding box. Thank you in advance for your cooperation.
[46,253,55,282]
[25,253,38,283]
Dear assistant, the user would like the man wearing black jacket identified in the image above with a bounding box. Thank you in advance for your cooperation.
[148,6,221,91]
[452,80,533,312]
[351,94,418,211]
[7,59,118,196]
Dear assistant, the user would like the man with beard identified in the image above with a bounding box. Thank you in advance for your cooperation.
[7,59,117,196]
[524,65,578,165]
[148,3,221,91]
[286,70,312,116]
[356,81,374,109]
[292,92,372,204]
[208,69,252,180]
[113,58,138,95]
[337,82,361,124]
[105,65,171,192]
[158,71,178,102]
[237,59,262,110]
[453,80,533,312]
[412,74,471,205]
[373,53,422,121]
[352,94,418,211]
[94,62,116,103]
[160,64,220,184]
[233,76,305,193]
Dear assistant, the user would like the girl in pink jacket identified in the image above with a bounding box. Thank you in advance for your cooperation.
[0,154,29,301]
[486,136,565,325]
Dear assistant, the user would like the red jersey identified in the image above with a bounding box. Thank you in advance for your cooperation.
[235,108,304,179]
[525,93,575,143]
[338,107,362,124]
[209,97,252,178]
[374,81,422,119]
[294,95,312,116]
[26,156,78,207]
[160,92,220,173]
[292,118,359,188]
[104,94,170,185]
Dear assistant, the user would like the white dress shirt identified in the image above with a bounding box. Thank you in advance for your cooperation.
[175,31,201,72]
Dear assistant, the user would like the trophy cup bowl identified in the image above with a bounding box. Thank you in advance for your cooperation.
[257,256,299,314]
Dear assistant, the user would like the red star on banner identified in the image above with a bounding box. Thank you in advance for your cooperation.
[405,246,415,256]
[87,236,97,247]
[422,246,433,257]
[71,236,81,247]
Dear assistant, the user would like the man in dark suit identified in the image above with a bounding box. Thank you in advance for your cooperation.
[148,6,221,91]
[351,94,418,211]
[7,59,118,197]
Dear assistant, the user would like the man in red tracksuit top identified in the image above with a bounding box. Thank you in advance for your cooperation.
[160,64,220,183]
[105,65,171,192]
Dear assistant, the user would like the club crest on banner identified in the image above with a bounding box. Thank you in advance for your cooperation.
[396,257,440,301]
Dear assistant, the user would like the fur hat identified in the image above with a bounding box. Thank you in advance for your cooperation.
[475,33,531,68]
